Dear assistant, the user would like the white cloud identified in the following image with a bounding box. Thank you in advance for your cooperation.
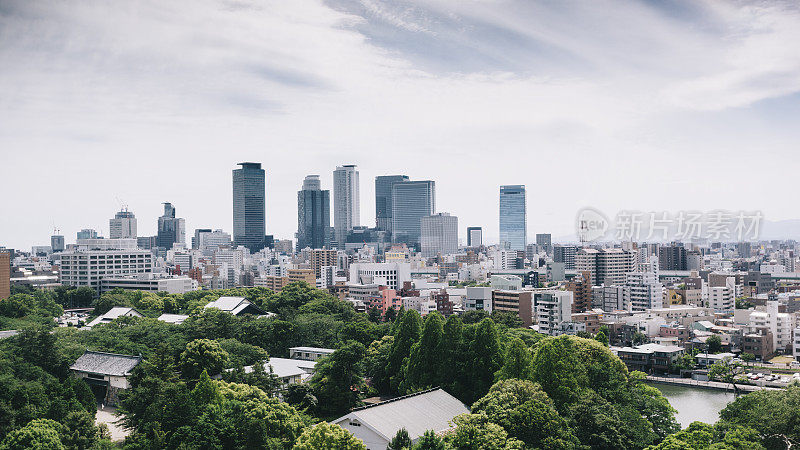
[1,0,799,249]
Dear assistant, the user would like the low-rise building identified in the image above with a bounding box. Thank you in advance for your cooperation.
[87,307,143,328]
[613,343,685,373]
[70,350,142,406]
[289,346,335,362]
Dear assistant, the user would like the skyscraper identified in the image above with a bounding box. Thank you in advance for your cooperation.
[0,250,10,300]
[392,180,435,246]
[375,175,409,233]
[233,162,266,252]
[499,185,526,250]
[333,165,360,248]
[467,227,483,247]
[156,202,185,249]
[297,175,331,250]
[110,208,137,239]
[536,233,552,254]
[421,213,458,257]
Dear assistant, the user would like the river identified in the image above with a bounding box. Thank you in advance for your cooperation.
[649,383,736,428]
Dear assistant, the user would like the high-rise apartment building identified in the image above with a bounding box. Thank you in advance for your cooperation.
[420,213,458,257]
[534,290,573,336]
[50,234,65,253]
[576,248,635,286]
[333,165,360,248]
[499,185,526,250]
[565,271,593,313]
[297,175,331,250]
[659,244,687,271]
[467,227,482,247]
[0,250,10,300]
[233,162,266,252]
[375,175,409,233]
[392,180,435,246]
[554,245,577,270]
[110,208,137,239]
[156,202,185,249]
[310,248,337,278]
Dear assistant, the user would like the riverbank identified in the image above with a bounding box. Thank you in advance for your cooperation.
[646,375,782,392]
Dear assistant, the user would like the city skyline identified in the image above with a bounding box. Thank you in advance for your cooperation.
[3,1,800,249]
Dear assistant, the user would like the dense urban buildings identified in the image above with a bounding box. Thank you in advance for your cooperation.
[499,185,526,251]
[296,175,331,250]
[110,208,137,239]
[391,180,435,247]
[50,233,65,253]
[232,162,266,252]
[333,165,360,249]
[375,175,408,233]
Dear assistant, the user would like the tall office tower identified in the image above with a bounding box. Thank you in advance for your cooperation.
[375,175,409,233]
[50,233,65,253]
[467,227,483,247]
[233,162,266,252]
[110,208,137,239]
[421,213,458,257]
[77,229,98,240]
[0,250,9,300]
[392,180,435,246]
[194,229,232,255]
[156,202,186,249]
[499,185,527,251]
[192,229,211,249]
[536,233,552,254]
[554,245,577,270]
[333,165,360,248]
[297,175,331,250]
[658,244,687,271]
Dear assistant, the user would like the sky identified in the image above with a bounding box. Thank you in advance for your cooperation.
[1,0,800,250]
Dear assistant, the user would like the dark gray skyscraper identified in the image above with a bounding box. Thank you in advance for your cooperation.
[297,175,331,250]
[375,175,409,233]
[157,202,185,249]
[499,185,526,250]
[392,180,435,246]
[233,162,266,252]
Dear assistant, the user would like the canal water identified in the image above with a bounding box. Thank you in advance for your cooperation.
[649,383,736,428]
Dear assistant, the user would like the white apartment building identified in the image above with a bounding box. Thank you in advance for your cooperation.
[708,276,736,313]
[100,274,196,294]
[750,299,794,353]
[402,296,437,316]
[492,250,517,270]
[464,286,493,312]
[60,249,154,293]
[196,229,232,256]
[348,262,411,290]
[534,290,573,336]
[624,271,663,312]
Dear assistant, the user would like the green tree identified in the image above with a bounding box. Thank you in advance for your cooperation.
[61,410,103,450]
[706,334,722,354]
[594,330,609,347]
[740,352,755,366]
[490,311,523,328]
[293,422,366,450]
[388,428,413,450]
[386,310,422,393]
[309,341,367,416]
[413,430,446,449]
[403,312,445,391]
[465,319,503,403]
[720,385,800,449]
[0,419,65,450]
[494,338,533,381]
[471,379,579,449]
[646,421,765,450]
[632,332,648,346]
[179,339,230,379]
[443,414,524,449]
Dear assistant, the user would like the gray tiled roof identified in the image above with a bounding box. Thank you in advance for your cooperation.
[337,388,468,441]
[70,350,142,376]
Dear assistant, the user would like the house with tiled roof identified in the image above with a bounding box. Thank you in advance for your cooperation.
[70,350,142,405]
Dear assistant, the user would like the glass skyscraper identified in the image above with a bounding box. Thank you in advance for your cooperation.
[375,175,409,233]
[233,162,266,252]
[392,180,435,246]
[157,202,185,249]
[499,185,526,250]
[297,175,331,250]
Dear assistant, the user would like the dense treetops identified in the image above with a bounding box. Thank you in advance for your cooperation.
[1,282,797,448]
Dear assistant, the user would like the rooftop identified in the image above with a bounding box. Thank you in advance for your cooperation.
[70,350,142,376]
